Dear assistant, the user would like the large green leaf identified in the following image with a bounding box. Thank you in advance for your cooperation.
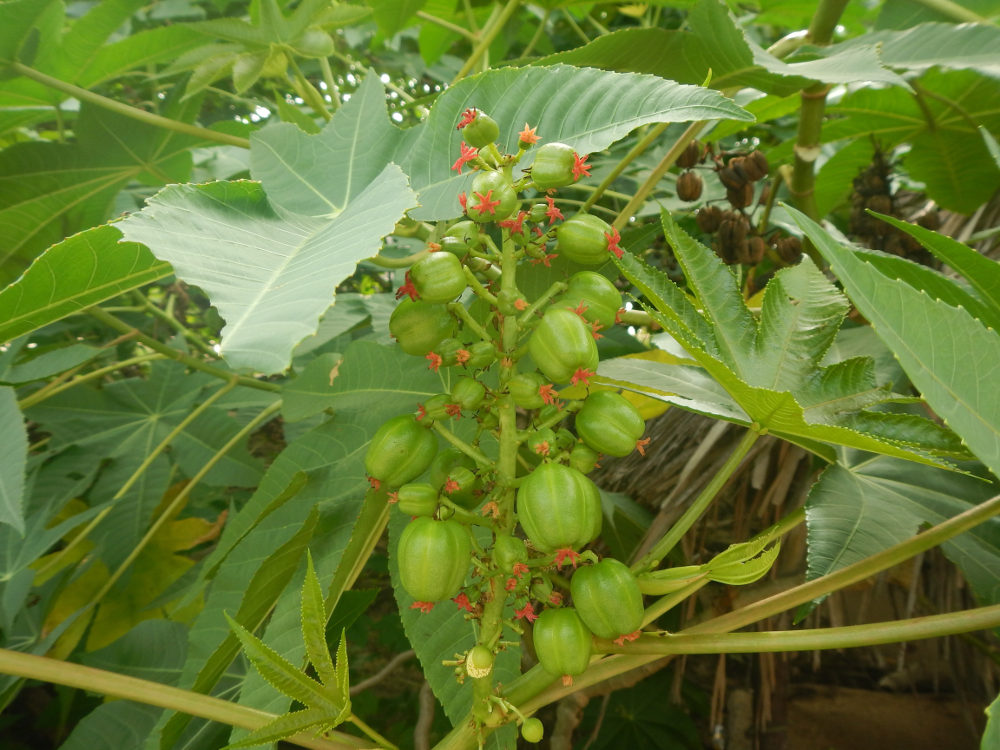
[608,212,966,467]
[806,455,1000,605]
[0,226,171,343]
[537,0,905,96]
[0,0,60,61]
[793,207,1000,479]
[0,386,27,535]
[0,95,206,286]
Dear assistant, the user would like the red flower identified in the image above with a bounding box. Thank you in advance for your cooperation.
[605,226,623,259]
[570,301,588,318]
[505,577,518,591]
[544,195,563,224]
[570,367,595,386]
[451,141,479,174]
[553,548,581,569]
[458,192,467,211]
[367,476,381,490]
[614,307,625,324]
[454,593,475,612]
[395,271,419,301]
[410,601,435,614]
[613,630,642,646]
[590,320,604,340]
[548,591,563,606]
[415,403,427,421]
[518,123,540,145]
[529,252,558,267]
[512,562,529,578]
[533,440,550,456]
[472,189,502,216]
[513,298,528,311]
[481,500,500,518]
[427,241,441,252]
[572,152,591,181]
[498,210,527,235]
[387,491,399,504]
[443,477,461,494]
[455,348,471,365]
[457,108,478,129]
[514,602,538,622]
[635,437,651,456]
[538,383,557,405]
[426,352,443,371]
[445,403,462,418]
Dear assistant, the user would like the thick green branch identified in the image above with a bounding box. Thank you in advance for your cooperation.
[0,648,366,750]
[7,62,251,149]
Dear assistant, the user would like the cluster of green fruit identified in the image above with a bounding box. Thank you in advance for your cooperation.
[362,109,652,741]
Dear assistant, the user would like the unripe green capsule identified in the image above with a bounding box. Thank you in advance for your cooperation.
[466,645,494,679]
[521,717,544,743]
[576,391,646,457]
[469,171,518,222]
[365,415,437,488]
[508,372,549,409]
[531,142,576,191]
[532,607,593,680]
[395,483,439,517]
[451,377,486,410]
[389,299,456,356]
[556,214,613,266]
[528,308,598,385]
[516,463,602,552]
[555,271,622,330]
[493,534,528,570]
[461,110,500,148]
[410,252,467,303]
[397,517,471,602]
[463,341,496,368]
[570,558,644,640]
[569,442,600,474]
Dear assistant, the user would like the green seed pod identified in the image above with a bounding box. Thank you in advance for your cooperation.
[521,717,544,743]
[395,482,439,517]
[516,463,602,552]
[410,252,467,303]
[569,442,600,474]
[493,534,528,570]
[451,377,486,410]
[461,110,500,148]
[463,341,496,369]
[528,308,599,385]
[365,415,437,488]
[575,391,645,457]
[555,271,622,330]
[532,607,593,680]
[531,142,576,191]
[389,299,456,356]
[570,559,644,640]
[508,372,549,409]
[556,214,614,266]
[469,171,518,223]
[524,427,557,457]
[397,517,471,602]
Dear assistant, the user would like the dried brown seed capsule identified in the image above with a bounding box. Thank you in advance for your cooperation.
[743,150,769,181]
[676,170,704,201]
[695,205,723,233]
[726,183,755,209]
[677,141,702,169]
[865,194,892,215]
[718,165,747,190]
[774,236,802,264]
[747,236,767,264]
[917,210,941,230]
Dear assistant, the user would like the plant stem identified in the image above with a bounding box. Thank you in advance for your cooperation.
[416,10,478,40]
[84,401,282,611]
[521,9,551,57]
[581,123,669,213]
[133,291,218,357]
[289,57,332,121]
[911,0,989,22]
[0,648,367,750]
[612,121,706,230]
[318,56,342,112]
[87,307,281,392]
[7,62,251,149]
[34,378,239,584]
[431,422,494,468]
[451,0,521,84]
[599,604,1000,654]
[350,713,398,749]
[17,352,163,410]
[631,428,759,572]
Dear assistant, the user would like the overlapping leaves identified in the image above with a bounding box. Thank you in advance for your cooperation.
[602,210,966,466]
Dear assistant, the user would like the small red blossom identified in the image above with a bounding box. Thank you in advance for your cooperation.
[513,298,528,311]
[472,189,502,216]
[518,123,540,145]
[538,383,558,405]
[481,501,500,518]
[458,191,467,211]
[395,271,419,301]
[410,601,435,614]
[498,210,527,235]
[553,548,581,569]
[426,352,443,371]
[367,476,381,490]
[605,226,623,259]
[443,477,461,494]
[613,629,642,646]
[544,195,563,224]
[572,152,591,181]
[451,141,479,174]
[615,307,626,324]
[453,593,475,613]
[561,675,574,687]
[445,403,462,418]
[416,403,427,421]
[514,602,538,622]
[532,226,544,237]
[635,437,651,456]
[548,591,564,606]
[455,348,471,365]
[570,368,595,386]
[590,320,604,340]
[387,491,399,504]
[534,440,550,456]
[570,301,588,318]
[427,241,441,252]
[529,252,558,267]
[505,577,518,591]
[457,108,478,129]
[512,562,529,578]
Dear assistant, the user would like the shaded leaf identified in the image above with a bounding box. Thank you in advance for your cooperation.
[0,387,27,534]
[225,707,331,750]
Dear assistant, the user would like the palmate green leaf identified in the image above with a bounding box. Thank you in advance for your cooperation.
[388,513,522,726]
[609,217,965,467]
[806,455,1000,605]
[60,702,164,750]
[301,553,337,688]
[366,0,428,38]
[0,226,171,343]
[283,340,444,423]
[537,0,905,96]
[793,207,1000,479]
[225,613,339,711]
[0,0,60,61]
[0,94,207,286]
[0,386,27,535]
[872,213,1000,328]
[118,172,416,374]
[225,707,332,750]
